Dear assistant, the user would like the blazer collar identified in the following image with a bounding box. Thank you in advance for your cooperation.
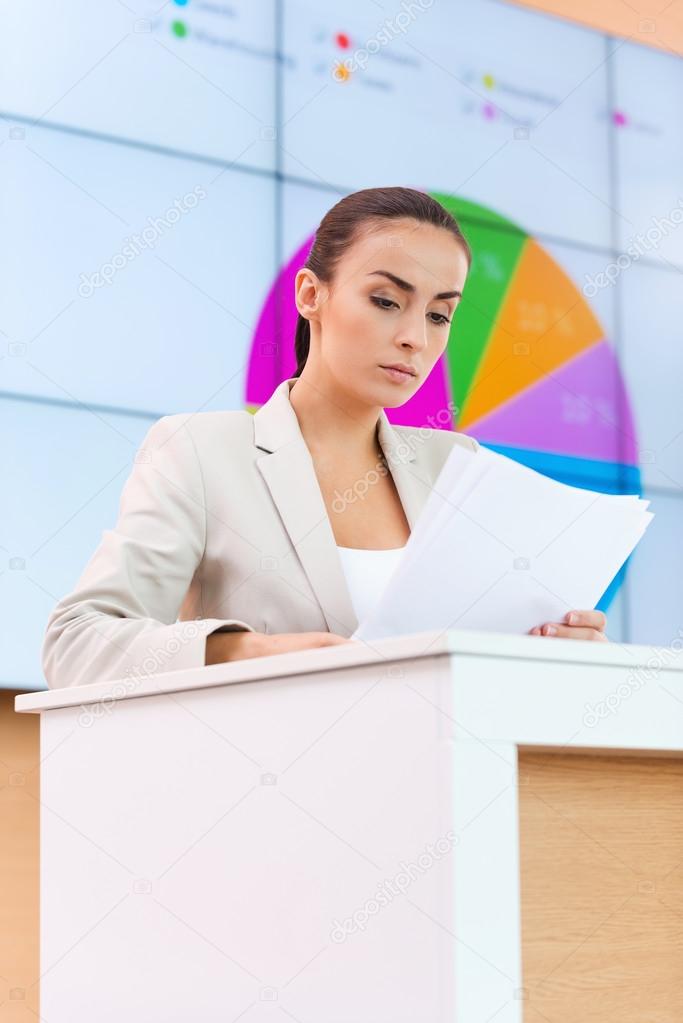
[252,378,424,638]
[253,377,417,467]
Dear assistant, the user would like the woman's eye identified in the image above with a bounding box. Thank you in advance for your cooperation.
[371,296,451,325]
[371,296,397,311]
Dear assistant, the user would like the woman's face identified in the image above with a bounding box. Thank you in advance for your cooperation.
[296,218,469,408]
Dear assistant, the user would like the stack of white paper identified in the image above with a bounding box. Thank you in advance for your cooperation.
[351,443,654,642]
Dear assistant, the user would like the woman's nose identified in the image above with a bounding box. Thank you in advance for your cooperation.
[397,316,429,351]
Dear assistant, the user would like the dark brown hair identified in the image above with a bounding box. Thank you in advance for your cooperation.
[293,186,472,378]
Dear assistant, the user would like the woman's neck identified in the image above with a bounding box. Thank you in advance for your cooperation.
[289,372,383,464]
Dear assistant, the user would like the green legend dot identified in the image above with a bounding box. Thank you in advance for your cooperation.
[171,20,188,38]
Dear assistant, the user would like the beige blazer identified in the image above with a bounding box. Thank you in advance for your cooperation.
[42,377,479,689]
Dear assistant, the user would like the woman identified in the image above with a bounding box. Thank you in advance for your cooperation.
[42,187,607,690]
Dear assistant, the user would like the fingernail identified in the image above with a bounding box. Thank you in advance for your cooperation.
[544,625,557,636]
[566,613,577,625]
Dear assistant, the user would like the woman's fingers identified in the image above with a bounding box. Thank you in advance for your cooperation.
[563,609,607,631]
[529,609,609,642]
[530,623,608,641]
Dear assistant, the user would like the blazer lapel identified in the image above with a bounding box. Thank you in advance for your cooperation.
[252,378,427,638]
[375,411,428,529]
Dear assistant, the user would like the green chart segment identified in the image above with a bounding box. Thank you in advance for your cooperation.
[431,192,527,419]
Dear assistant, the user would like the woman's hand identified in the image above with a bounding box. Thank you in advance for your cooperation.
[528,609,608,642]
[205,629,352,665]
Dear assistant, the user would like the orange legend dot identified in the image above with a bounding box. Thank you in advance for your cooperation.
[334,61,351,82]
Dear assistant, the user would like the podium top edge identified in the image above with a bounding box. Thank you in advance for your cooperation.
[15,627,683,714]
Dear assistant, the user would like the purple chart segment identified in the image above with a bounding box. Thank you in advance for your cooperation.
[466,341,638,466]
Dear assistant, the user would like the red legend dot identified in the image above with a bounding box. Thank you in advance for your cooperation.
[335,32,350,49]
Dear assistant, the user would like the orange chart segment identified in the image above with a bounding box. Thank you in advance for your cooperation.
[458,237,604,428]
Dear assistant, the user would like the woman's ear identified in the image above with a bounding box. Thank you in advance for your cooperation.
[294,268,328,321]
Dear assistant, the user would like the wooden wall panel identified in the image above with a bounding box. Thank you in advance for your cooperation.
[520,751,683,1021]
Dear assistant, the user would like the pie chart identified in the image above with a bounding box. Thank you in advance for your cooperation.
[246,193,641,612]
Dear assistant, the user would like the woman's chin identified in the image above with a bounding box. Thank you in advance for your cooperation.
[377,383,419,407]
[382,396,413,409]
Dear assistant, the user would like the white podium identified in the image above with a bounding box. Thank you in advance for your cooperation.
[15,628,683,1022]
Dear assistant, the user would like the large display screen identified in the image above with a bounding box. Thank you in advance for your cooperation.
[4,0,682,687]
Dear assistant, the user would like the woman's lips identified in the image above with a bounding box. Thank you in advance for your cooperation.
[379,365,415,383]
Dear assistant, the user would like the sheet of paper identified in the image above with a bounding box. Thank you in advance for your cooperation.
[352,444,654,642]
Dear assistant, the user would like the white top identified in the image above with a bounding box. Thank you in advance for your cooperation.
[336,544,407,624]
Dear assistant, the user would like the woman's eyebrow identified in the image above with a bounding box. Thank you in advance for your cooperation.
[366,269,461,300]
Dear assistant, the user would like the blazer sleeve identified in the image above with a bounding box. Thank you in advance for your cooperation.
[41,413,257,690]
